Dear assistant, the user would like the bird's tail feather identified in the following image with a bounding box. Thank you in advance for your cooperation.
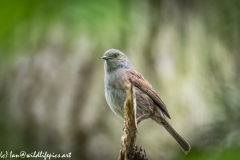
[162,120,191,154]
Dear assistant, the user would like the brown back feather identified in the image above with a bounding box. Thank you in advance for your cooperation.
[127,69,171,119]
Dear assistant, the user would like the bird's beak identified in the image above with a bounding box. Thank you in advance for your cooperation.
[102,56,109,60]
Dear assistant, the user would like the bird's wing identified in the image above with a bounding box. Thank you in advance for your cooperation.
[127,69,171,119]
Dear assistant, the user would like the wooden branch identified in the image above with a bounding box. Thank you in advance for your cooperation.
[118,83,148,160]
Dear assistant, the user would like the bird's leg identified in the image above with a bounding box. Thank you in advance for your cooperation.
[136,114,151,125]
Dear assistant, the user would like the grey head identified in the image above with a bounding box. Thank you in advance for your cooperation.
[102,49,133,73]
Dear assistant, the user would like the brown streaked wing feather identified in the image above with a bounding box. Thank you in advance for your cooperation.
[127,69,171,119]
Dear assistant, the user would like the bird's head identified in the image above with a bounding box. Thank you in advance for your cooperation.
[102,49,133,72]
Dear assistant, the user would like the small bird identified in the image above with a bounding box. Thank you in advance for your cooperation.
[102,49,191,154]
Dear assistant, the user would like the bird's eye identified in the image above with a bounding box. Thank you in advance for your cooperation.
[113,53,119,57]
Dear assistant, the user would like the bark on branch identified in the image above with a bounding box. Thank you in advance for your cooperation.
[118,83,148,160]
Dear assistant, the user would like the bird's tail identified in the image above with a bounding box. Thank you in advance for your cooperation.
[162,120,191,154]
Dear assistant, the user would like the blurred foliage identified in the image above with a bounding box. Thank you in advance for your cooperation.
[0,0,131,74]
[0,0,240,160]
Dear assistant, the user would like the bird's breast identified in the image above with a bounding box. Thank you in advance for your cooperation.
[104,71,127,119]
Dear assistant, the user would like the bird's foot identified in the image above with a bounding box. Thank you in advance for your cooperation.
[136,114,151,125]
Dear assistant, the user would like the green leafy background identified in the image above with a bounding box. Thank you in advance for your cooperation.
[0,0,240,160]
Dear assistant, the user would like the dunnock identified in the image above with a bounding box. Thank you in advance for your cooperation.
[102,49,190,154]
